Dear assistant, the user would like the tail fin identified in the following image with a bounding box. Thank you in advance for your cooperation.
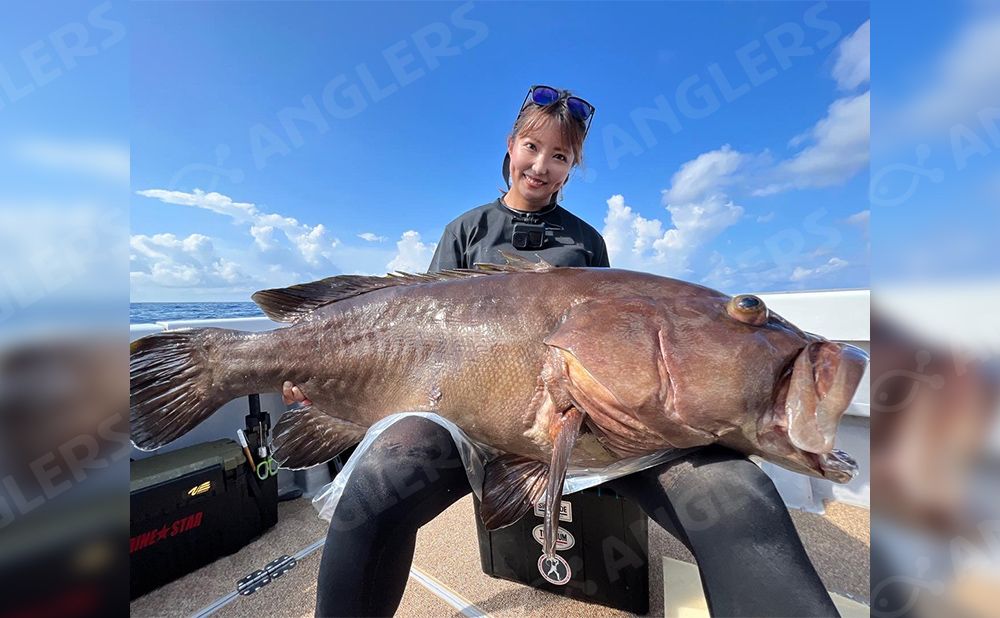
[130,329,238,451]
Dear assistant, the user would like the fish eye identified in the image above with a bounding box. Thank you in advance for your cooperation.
[727,294,768,326]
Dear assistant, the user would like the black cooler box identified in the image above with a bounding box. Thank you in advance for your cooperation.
[129,438,277,599]
[475,485,650,614]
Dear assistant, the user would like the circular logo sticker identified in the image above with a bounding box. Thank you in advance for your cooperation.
[537,554,572,585]
[531,525,575,551]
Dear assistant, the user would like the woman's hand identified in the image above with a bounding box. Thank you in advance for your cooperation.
[282,380,312,406]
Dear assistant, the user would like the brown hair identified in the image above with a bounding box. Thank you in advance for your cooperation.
[509,100,587,168]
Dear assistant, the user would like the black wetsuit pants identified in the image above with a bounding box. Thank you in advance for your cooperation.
[315,416,840,617]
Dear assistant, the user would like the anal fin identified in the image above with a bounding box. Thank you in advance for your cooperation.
[271,405,367,469]
[480,454,548,531]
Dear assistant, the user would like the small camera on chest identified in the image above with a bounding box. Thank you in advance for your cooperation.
[512,219,548,250]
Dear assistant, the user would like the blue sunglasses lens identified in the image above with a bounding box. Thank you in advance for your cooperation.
[530,86,560,106]
[566,97,592,121]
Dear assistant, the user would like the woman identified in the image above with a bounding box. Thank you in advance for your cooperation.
[293,85,840,617]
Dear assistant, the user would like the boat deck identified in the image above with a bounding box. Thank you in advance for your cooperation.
[130,493,870,617]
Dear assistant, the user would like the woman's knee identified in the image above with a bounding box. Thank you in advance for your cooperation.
[338,417,467,518]
[361,416,465,481]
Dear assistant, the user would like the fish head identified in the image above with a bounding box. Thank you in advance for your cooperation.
[545,281,867,482]
[661,292,869,483]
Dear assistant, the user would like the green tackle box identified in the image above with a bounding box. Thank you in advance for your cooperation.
[129,438,277,599]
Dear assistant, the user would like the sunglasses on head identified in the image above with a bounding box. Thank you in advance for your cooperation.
[519,84,595,133]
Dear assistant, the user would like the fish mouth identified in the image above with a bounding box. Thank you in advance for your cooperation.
[763,341,868,482]
[814,448,858,483]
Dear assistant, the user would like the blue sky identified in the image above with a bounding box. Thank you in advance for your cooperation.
[130,1,871,301]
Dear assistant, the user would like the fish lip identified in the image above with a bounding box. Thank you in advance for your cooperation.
[762,343,864,483]
[785,341,867,454]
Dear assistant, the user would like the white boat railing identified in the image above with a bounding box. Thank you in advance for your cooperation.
[129,288,871,512]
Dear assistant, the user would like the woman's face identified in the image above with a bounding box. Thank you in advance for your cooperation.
[507,119,575,208]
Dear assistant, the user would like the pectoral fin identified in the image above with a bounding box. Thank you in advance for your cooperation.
[542,406,584,560]
[271,405,367,469]
[479,407,586,562]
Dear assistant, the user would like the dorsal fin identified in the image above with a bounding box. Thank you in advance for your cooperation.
[251,269,485,323]
[253,253,558,324]
[474,250,555,273]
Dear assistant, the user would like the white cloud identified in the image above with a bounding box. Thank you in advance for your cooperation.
[790,257,849,282]
[130,233,255,288]
[599,28,870,290]
[250,224,276,251]
[847,209,870,253]
[132,188,431,298]
[649,89,869,204]
[136,188,342,273]
[847,209,870,225]
[847,209,870,231]
[832,20,870,91]
[749,26,871,195]
[136,188,258,223]
[663,145,747,204]
[897,16,1000,133]
[386,231,435,273]
[602,190,743,277]
[602,144,752,277]
[701,252,851,294]
[756,91,870,195]
[11,139,129,182]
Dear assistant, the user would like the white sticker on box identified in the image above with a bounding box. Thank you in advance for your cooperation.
[534,499,572,522]
[531,525,575,551]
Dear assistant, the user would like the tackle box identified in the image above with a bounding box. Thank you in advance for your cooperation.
[474,484,650,614]
[129,438,277,599]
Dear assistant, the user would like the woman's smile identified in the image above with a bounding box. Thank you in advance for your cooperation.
[522,173,547,188]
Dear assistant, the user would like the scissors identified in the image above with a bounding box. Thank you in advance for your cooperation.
[256,457,278,480]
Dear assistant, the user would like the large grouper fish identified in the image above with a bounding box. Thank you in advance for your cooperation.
[131,254,867,560]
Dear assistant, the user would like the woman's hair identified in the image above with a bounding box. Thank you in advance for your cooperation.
[509,99,587,167]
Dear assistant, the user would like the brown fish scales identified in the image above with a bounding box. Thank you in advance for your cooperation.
[130,256,867,559]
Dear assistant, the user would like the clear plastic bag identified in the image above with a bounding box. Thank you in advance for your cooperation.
[313,411,693,522]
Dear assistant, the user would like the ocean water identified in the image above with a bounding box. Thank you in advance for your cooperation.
[130,302,264,324]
